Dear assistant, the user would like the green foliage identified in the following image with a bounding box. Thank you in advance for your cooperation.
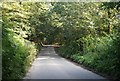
[2,29,38,79]
[81,34,120,76]
[2,2,120,79]
[58,34,120,78]
[55,2,120,79]
[2,2,41,79]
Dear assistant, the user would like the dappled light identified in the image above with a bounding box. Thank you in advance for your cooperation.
[2,2,120,80]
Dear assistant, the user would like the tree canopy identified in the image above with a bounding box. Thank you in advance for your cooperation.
[2,2,120,79]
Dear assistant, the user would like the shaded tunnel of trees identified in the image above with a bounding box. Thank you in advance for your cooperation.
[1,2,120,80]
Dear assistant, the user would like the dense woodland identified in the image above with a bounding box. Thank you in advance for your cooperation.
[1,2,120,80]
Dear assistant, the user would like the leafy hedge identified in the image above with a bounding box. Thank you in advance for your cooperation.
[2,2,43,79]
[2,29,39,79]
[58,34,120,79]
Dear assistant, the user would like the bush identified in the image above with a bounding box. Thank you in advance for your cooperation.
[2,29,38,79]
[58,34,120,79]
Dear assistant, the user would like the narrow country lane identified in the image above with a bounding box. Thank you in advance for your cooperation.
[23,46,107,80]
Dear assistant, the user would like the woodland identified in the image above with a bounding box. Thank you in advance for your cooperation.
[1,2,120,80]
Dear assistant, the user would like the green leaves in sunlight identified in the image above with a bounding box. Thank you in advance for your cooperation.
[55,2,120,79]
[2,2,120,79]
[2,2,42,79]
[2,29,38,79]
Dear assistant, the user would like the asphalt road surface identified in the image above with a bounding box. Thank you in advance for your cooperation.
[24,46,107,80]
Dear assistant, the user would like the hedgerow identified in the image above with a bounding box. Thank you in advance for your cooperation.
[2,29,38,79]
